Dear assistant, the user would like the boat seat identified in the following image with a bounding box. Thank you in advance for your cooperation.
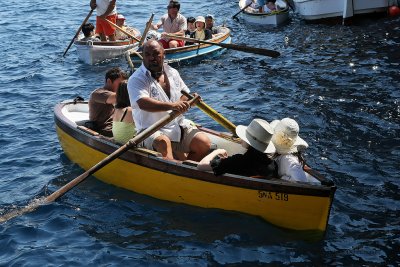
[182,160,199,167]
[133,147,162,157]
[77,125,99,136]
[76,120,91,126]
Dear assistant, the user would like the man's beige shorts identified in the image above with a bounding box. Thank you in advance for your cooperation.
[142,124,202,153]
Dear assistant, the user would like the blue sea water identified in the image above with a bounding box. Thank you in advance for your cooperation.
[0,0,399,265]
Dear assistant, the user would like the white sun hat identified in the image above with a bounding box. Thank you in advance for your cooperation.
[195,16,206,25]
[117,14,125,20]
[270,118,308,154]
[235,119,275,153]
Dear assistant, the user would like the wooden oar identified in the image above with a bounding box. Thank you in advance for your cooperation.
[139,13,154,46]
[165,34,280,58]
[63,9,94,57]
[232,1,253,19]
[0,95,200,223]
[181,91,237,136]
[104,18,140,42]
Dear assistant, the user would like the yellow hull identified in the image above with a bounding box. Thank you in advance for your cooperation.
[56,125,333,232]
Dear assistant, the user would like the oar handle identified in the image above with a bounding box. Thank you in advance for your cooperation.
[104,18,140,42]
[139,13,154,46]
[181,91,237,135]
[63,9,94,57]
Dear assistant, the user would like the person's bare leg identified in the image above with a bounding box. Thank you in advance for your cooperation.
[169,40,179,48]
[187,133,211,162]
[153,135,174,160]
[99,33,107,41]
[108,33,116,41]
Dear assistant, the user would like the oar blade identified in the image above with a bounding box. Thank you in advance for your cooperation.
[219,42,281,58]
[63,9,94,57]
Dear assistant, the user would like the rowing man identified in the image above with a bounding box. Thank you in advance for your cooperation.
[127,40,211,161]
[90,0,117,41]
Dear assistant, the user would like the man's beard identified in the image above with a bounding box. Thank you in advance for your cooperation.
[150,65,163,79]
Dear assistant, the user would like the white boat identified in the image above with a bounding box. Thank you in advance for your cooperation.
[74,39,139,65]
[238,0,290,25]
[292,0,389,21]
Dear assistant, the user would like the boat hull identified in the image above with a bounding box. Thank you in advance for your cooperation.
[129,27,231,65]
[293,0,388,21]
[239,0,290,25]
[75,40,138,65]
[54,101,336,232]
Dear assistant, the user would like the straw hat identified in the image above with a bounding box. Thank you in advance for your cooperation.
[235,119,275,153]
[270,118,308,154]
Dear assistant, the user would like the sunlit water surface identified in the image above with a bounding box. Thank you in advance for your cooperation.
[0,0,399,265]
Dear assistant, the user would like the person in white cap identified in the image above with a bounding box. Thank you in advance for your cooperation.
[115,14,140,40]
[192,16,212,40]
[270,118,310,183]
[90,0,117,41]
[197,118,277,178]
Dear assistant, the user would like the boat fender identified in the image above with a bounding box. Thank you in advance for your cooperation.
[389,6,400,17]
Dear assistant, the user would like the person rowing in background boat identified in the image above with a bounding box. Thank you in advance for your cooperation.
[197,119,277,178]
[81,23,101,42]
[151,0,187,49]
[90,0,117,41]
[115,14,141,41]
[127,40,211,161]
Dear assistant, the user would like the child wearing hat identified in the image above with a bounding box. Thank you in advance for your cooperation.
[197,119,277,178]
[193,16,212,41]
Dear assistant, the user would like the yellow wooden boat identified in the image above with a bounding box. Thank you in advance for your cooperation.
[54,100,336,233]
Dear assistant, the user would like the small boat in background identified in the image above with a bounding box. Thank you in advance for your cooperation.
[128,26,231,67]
[238,0,290,25]
[54,100,336,233]
[291,0,389,22]
[75,36,140,65]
